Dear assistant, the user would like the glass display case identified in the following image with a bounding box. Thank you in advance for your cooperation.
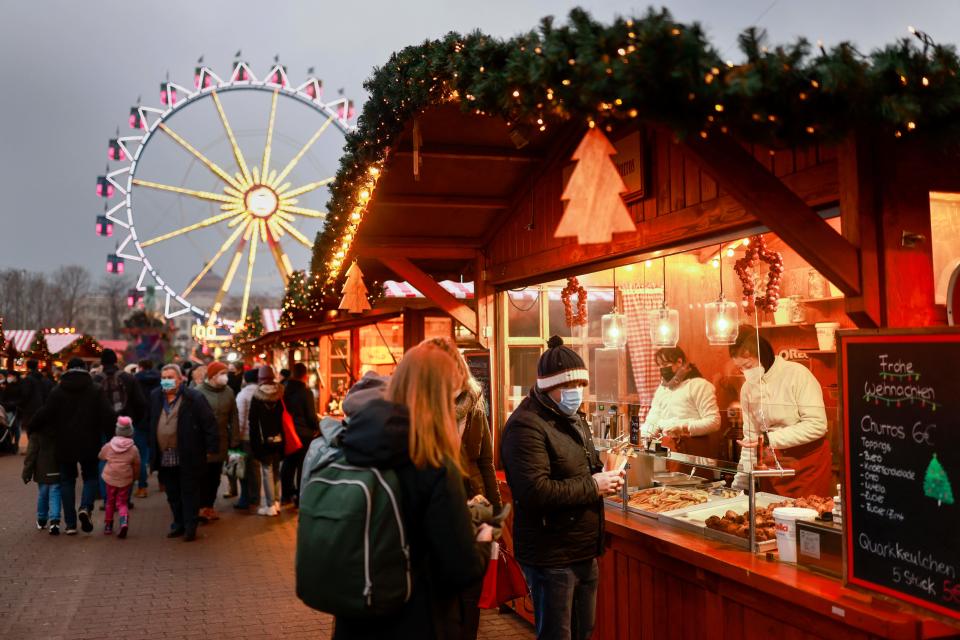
[603,445,795,552]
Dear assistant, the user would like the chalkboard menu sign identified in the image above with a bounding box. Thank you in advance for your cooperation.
[464,350,492,419]
[840,331,960,621]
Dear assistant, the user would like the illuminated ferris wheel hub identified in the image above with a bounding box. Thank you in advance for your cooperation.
[245,185,279,218]
[95,58,357,327]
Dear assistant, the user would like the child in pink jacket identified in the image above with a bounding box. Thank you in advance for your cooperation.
[99,416,141,538]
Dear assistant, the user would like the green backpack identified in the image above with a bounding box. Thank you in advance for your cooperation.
[296,459,412,617]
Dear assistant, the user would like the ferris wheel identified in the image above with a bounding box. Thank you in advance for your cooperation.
[96,57,355,326]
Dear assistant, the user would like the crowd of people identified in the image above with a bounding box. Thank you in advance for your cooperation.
[2,334,631,640]
[3,349,326,541]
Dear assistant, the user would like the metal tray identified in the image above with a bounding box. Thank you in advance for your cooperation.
[606,486,717,519]
[658,492,793,551]
[653,472,707,487]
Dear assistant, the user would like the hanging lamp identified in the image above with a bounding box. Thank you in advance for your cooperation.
[705,243,740,345]
[601,267,627,349]
[649,257,679,347]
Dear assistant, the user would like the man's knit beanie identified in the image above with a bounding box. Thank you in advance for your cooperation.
[536,335,588,391]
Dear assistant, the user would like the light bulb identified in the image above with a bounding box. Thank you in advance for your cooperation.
[716,316,730,331]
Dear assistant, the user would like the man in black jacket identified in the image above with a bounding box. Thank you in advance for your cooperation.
[30,358,114,535]
[501,336,623,640]
[280,362,319,505]
[133,359,161,497]
[147,364,218,542]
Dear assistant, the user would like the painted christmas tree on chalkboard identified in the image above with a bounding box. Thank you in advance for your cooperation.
[923,453,954,507]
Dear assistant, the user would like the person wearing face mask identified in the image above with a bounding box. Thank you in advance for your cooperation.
[729,327,832,498]
[641,347,720,458]
[501,335,620,640]
[195,361,239,522]
[148,364,218,541]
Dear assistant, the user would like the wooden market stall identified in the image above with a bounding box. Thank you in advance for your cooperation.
[292,10,960,638]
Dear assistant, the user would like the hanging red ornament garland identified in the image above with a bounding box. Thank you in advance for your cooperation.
[734,235,783,313]
[561,277,588,326]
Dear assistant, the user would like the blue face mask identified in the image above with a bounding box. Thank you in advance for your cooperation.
[556,386,584,416]
[160,378,177,392]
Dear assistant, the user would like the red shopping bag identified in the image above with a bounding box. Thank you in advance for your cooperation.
[479,542,528,609]
[280,399,303,456]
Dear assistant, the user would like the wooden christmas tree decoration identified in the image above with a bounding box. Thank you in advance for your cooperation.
[338,262,372,314]
[555,128,635,244]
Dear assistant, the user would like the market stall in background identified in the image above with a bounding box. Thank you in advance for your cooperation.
[275,9,960,637]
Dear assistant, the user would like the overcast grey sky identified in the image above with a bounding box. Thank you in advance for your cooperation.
[2,0,958,291]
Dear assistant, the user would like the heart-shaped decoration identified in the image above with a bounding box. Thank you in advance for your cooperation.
[734,235,783,313]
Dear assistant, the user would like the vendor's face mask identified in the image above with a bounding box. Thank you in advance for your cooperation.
[556,386,584,416]
[160,378,177,391]
[742,365,765,384]
[659,365,676,382]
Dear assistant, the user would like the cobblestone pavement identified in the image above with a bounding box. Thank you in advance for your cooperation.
[0,445,534,640]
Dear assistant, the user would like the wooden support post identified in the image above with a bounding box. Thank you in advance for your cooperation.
[403,309,425,352]
[838,133,883,328]
[350,327,361,382]
[379,257,479,335]
[681,133,862,297]
[474,252,491,349]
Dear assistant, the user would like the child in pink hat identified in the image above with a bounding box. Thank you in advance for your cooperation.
[99,416,141,538]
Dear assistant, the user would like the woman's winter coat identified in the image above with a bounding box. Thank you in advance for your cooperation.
[146,385,218,479]
[248,383,285,462]
[30,369,114,465]
[457,394,502,512]
[196,381,239,461]
[500,388,604,568]
[332,398,489,640]
[99,436,141,487]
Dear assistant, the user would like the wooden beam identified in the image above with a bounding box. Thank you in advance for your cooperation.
[838,133,883,328]
[378,257,478,334]
[353,243,480,261]
[395,143,542,163]
[680,133,861,296]
[355,236,484,250]
[375,194,508,209]
[481,122,587,247]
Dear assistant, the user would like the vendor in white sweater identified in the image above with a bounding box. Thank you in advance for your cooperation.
[730,328,833,498]
[641,348,720,454]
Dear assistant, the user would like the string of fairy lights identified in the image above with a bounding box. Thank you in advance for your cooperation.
[287,8,960,323]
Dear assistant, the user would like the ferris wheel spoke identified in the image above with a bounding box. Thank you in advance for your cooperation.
[279,177,334,199]
[139,211,242,248]
[157,123,243,191]
[182,221,250,297]
[208,224,254,325]
[261,89,279,180]
[211,91,253,187]
[274,217,313,247]
[265,224,292,286]
[239,224,260,323]
[279,204,327,219]
[132,178,235,204]
[270,115,334,187]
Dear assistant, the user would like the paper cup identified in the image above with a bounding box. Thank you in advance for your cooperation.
[815,322,840,351]
[772,507,818,562]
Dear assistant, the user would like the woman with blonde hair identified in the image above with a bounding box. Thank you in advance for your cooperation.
[334,340,493,640]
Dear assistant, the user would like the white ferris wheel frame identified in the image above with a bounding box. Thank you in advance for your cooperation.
[103,62,355,325]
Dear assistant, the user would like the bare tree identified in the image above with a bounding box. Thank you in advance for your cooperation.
[52,265,91,327]
[0,269,28,327]
[98,275,130,339]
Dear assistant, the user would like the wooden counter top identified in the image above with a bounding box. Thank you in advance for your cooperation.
[602,507,959,639]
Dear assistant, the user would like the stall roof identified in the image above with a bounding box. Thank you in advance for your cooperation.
[249,308,402,348]
[353,103,579,283]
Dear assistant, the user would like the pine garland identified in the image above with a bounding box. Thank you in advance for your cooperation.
[303,7,960,314]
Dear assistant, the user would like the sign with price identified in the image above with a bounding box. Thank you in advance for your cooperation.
[839,330,960,621]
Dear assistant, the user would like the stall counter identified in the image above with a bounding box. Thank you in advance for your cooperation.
[597,506,958,640]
